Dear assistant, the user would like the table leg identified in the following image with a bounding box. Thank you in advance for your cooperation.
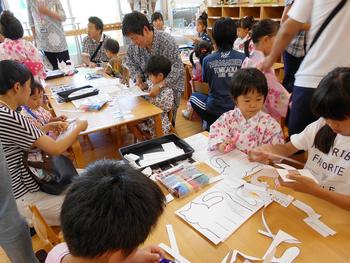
[71,140,85,168]
[154,114,164,137]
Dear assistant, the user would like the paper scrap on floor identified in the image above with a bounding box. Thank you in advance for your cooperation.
[176,178,265,245]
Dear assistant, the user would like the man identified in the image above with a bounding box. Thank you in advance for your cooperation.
[260,0,350,136]
[123,11,184,124]
[27,0,70,70]
[0,141,39,263]
[81,16,110,67]
[128,0,157,14]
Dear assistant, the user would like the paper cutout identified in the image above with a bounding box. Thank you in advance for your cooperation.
[292,200,321,219]
[176,179,264,245]
[263,230,300,260]
[158,243,191,263]
[166,194,175,204]
[303,217,336,237]
[269,190,294,208]
[276,169,318,184]
[166,224,180,263]
[221,250,262,263]
[250,169,278,188]
[272,247,300,263]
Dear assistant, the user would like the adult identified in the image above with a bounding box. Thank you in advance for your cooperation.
[27,0,70,70]
[81,16,110,67]
[0,11,46,79]
[128,0,157,14]
[281,0,308,93]
[0,141,39,263]
[189,17,246,129]
[260,0,350,136]
[123,11,184,124]
[0,60,87,226]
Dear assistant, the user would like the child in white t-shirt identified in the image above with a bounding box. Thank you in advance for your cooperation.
[234,16,254,54]
[249,67,350,211]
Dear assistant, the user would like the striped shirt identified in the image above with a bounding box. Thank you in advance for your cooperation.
[0,105,43,199]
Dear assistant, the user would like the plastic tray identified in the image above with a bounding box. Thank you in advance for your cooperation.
[119,134,194,169]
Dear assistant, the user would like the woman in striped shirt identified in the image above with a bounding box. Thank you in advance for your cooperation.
[0,60,87,226]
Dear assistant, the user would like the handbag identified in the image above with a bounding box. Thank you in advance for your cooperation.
[24,151,78,195]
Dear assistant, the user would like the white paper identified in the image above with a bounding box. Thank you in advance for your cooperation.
[276,169,318,184]
[303,217,336,237]
[221,250,262,263]
[292,200,321,219]
[269,190,294,208]
[209,174,225,184]
[125,153,140,162]
[166,224,180,263]
[139,150,185,167]
[272,247,300,263]
[162,142,179,152]
[176,179,264,245]
[141,167,152,176]
[166,193,175,204]
[183,133,209,153]
[158,243,191,263]
[71,93,111,109]
[274,163,296,170]
[263,230,300,260]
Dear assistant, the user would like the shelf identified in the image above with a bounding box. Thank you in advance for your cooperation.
[207,6,223,17]
[261,6,284,19]
[240,6,261,18]
[222,6,240,17]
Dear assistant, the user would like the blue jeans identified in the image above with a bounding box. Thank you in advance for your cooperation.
[0,143,39,263]
[288,86,318,136]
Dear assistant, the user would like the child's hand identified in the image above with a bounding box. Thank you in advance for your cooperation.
[149,85,161,97]
[75,119,88,132]
[248,145,274,163]
[136,77,148,90]
[45,121,68,134]
[88,62,97,68]
[279,172,320,195]
[51,115,67,122]
[123,246,165,263]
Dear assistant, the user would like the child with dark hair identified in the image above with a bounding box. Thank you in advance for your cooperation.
[208,68,284,154]
[0,11,46,79]
[129,55,174,140]
[46,159,166,262]
[234,16,255,54]
[242,19,290,121]
[250,67,350,211]
[189,17,246,129]
[192,11,212,45]
[103,38,128,82]
[151,12,164,31]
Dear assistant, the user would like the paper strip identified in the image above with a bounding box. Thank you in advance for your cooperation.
[221,250,262,263]
[303,217,336,237]
[209,174,225,184]
[166,224,180,263]
[158,243,191,263]
[292,200,321,219]
[165,194,174,204]
[270,190,294,207]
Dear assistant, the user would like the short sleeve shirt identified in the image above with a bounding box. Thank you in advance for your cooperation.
[82,34,111,63]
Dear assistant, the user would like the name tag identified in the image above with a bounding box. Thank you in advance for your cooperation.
[40,27,48,33]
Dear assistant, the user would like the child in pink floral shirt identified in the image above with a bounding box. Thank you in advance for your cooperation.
[242,19,290,121]
[209,68,284,154]
[0,11,46,79]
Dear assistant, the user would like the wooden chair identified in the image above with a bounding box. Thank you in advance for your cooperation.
[29,205,62,253]
[187,81,209,121]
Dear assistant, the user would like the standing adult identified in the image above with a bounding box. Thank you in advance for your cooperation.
[260,0,350,136]
[0,141,39,263]
[27,0,70,70]
[128,0,157,14]
[81,16,110,67]
[123,11,184,124]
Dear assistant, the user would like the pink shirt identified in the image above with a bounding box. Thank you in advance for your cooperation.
[208,107,284,154]
[45,243,70,263]
[242,50,290,121]
[0,38,46,79]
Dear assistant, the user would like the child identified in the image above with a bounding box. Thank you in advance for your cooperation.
[209,68,284,154]
[182,40,212,119]
[151,12,165,31]
[242,19,290,121]
[249,67,350,211]
[0,60,87,226]
[21,80,67,137]
[189,17,246,129]
[46,159,166,262]
[103,38,128,84]
[233,16,255,54]
[129,55,174,140]
[192,12,212,46]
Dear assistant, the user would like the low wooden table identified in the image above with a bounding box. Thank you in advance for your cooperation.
[45,72,163,168]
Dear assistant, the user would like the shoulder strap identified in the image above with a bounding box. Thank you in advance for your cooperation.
[90,35,105,62]
[308,0,347,51]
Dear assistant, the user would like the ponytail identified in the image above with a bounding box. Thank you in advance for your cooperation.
[243,38,252,57]
[197,11,208,32]
[313,125,337,154]
[189,50,196,67]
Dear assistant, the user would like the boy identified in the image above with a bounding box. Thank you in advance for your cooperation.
[129,55,175,140]
[45,160,166,262]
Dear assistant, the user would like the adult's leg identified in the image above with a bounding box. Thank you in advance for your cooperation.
[44,50,70,70]
[282,51,304,93]
[288,86,317,136]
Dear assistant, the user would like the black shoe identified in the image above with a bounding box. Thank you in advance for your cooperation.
[35,249,48,262]
[30,227,36,237]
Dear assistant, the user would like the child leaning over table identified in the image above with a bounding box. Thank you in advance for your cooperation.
[128,55,174,140]
[208,68,284,154]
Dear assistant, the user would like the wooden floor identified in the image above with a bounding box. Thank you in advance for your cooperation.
[0,98,203,262]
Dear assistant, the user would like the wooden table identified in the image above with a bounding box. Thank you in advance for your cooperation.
[45,72,163,168]
[144,161,350,262]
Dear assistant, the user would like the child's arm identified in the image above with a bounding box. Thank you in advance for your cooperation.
[208,112,235,152]
[248,142,299,163]
[280,174,350,211]
[41,121,68,134]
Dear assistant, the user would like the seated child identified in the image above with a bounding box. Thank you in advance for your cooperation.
[129,55,174,140]
[249,67,350,211]
[233,16,255,54]
[46,159,166,262]
[151,12,165,31]
[21,80,67,137]
[103,38,128,83]
[242,19,290,121]
[191,12,212,46]
[209,68,284,154]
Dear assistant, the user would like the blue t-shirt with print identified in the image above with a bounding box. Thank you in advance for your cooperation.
[202,49,246,116]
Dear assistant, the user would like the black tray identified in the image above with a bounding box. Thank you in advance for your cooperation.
[56,85,99,102]
[119,134,194,169]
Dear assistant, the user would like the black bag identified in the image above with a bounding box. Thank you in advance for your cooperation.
[24,152,78,195]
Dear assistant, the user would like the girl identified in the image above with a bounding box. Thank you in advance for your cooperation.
[233,16,255,54]
[242,19,290,121]
[182,40,212,119]
[249,67,350,211]
[0,11,46,79]
[209,68,284,154]
[151,12,165,31]
[0,60,87,226]
[193,12,212,45]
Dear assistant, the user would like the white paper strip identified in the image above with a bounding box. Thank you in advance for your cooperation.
[166,224,180,263]
[158,243,191,263]
[292,200,321,219]
[221,250,262,263]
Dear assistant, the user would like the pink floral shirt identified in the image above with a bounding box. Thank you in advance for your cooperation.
[242,50,290,120]
[0,38,46,79]
[192,61,203,82]
[21,106,52,128]
[208,108,284,154]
